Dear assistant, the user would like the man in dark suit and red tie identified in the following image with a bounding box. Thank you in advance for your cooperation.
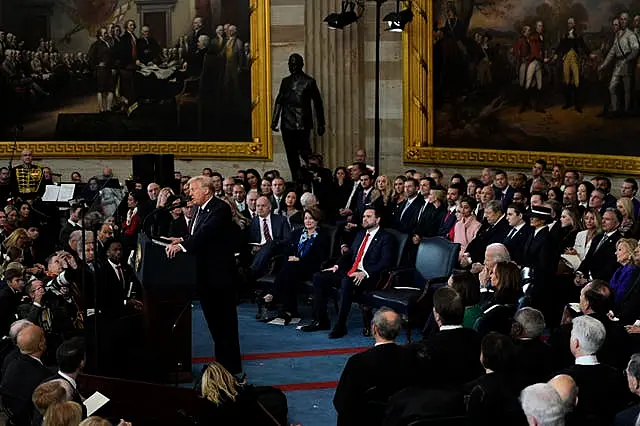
[302,205,396,338]
[166,176,242,376]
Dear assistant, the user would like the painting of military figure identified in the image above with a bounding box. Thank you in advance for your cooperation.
[432,0,640,156]
[0,0,252,142]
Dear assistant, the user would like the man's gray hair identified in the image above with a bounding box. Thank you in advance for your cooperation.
[372,307,402,341]
[300,192,317,208]
[69,230,94,246]
[486,243,511,263]
[9,319,33,342]
[571,315,606,355]
[188,175,214,191]
[485,200,503,214]
[628,353,640,379]
[198,34,210,47]
[513,307,546,338]
[520,383,566,426]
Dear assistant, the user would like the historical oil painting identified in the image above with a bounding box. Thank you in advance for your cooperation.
[0,0,252,142]
[431,0,640,157]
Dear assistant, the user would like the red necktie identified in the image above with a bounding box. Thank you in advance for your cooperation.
[263,218,272,242]
[348,233,370,275]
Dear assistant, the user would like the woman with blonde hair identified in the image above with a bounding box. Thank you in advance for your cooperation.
[371,175,393,207]
[197,362,266,423]
[609,238,639,309]
[565,208,602,262]
[43,401,83,426]
[617,197,635,236]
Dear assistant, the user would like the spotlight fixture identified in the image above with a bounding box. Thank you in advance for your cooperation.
[324,1,362,30]
[383,0,413,32]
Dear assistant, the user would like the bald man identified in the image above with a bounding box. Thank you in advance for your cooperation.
[549,374,578,414]
[334,308,418,424]
[248,196,291,278]
[1,319,34,376]
[0,325,53,425]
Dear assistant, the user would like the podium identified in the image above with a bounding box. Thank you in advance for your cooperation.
[135,233,197,383]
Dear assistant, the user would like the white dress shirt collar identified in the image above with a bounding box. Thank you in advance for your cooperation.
[439,325,463,331]
[58,370,77,389]
[575,355,599,365]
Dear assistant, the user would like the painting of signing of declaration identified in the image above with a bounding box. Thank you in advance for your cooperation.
[0,0,252,142]
[432,0,640,156]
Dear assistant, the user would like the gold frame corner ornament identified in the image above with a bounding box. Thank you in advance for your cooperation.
[2,1,272,160]
[402,0,640,175]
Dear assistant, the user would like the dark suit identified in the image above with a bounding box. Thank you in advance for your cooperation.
[0,354,53,425]
[334,343,419,426]
[615,404,640,426]
[561,363,630,426]
[59,221,82,249]
[393,197,425,234]
[0,286,22,336]
[578,230,622,281]
[464,372,527,426]
[96,261,141,318]
[437,207,457,237]
[513,338,556,388]
[523,227,561,323]
[137,36,160,64]
[181,196,241,374]
[548,312,631,371]
[116,31,139,102]
[419,327,483,387]
[349,188,374,225]
[503,225,532,266]
[494,186,516,211]
[269,194,285,215]
[249,214,292,277]
[312,228,396,328]
[271,227,331,314]
[466,216,511,264]
[414,203,446,238]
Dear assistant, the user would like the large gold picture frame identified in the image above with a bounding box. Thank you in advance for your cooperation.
[402,0,640,175]
[0,0,272,160]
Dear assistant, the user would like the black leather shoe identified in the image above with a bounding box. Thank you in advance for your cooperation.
[329,327,347,339]
[279,312,292,326]
[300,320,330,332]
[362,327,371,337]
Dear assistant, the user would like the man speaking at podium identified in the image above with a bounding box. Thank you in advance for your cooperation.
[165,176,242,376]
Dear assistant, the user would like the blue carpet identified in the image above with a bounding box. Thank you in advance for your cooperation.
[191,303,411,425]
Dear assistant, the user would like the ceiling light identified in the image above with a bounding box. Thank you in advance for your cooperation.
[383,1,413,32]
[324,1,361,29]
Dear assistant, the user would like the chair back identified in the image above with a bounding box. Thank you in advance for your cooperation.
[415,237,460,281]
[385,228,409,268]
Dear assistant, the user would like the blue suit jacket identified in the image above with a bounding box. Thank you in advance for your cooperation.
[249,213,291,244]
[337,228,396,283]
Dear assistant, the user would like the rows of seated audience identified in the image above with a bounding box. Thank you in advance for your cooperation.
[2,149,640,424]
[1,31,94,130]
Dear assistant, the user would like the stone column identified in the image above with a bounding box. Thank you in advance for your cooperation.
[304,0,364,169]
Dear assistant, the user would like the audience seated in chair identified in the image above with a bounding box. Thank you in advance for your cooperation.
[334,308,419,426]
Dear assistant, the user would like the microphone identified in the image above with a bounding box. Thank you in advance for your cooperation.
[164,195,190,209]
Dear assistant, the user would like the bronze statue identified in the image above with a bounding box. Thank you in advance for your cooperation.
[271,54,325,180]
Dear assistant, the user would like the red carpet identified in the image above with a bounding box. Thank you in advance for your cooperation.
[192,346,368,364]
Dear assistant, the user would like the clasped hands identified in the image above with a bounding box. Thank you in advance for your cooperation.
[165,237,183,259]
